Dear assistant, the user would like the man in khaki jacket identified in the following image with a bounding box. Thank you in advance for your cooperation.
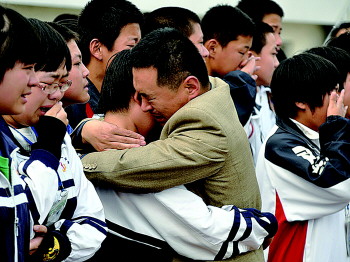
[82,28,269,262]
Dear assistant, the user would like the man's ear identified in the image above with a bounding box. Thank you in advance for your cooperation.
[204,39,219,57]
[295,101,307,110]
[183,76,201,100]
[133,92,142,106]
[89,38,103,61]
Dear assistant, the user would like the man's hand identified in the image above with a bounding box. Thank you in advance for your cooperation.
[29,225,47,255]
[238,53,261,81]
[82,120,146,151]
[327,89,348,117]
[45,102,68,126]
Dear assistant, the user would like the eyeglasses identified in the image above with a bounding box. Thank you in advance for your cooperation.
[36,80,72,94]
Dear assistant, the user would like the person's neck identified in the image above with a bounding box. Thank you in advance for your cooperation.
[2,115,26,129]
[104,111,137,133]
[86,61,105,93]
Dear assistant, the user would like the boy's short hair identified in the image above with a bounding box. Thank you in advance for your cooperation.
[28,19,72,72]
[201,5,255,47]
[143,7,200,38]
[130,28,209,90]
[78,0,143,65]
[0,6,43,82]
[236,0,284,22]
[250,22,274,54]
[53,13,79,33]
[271,53,339,119]
[99,50,133,113]
[305,46,350,91]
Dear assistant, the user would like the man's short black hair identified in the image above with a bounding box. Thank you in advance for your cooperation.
[78,0,143,65]
[271,53,339,119]
[236,0,284,22]
[28,19,71,73]
[99,50,133,113]
[0,5,43,82]
[201,5,255,47]
[143,7,200,38]
[250,22,274,54]
[130,27,209,90]
[305,46,350,91]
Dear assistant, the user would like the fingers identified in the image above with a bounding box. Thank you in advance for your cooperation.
[111,125,145,141]
[30,225,47,255]
[45,101,63,116]
[93,136,147,151]
[33,225,47,234]
[30,236,44,255]
[83,120,146,151]
[240,55,260,77]
[45,102,68,126]
[327,89,347,117]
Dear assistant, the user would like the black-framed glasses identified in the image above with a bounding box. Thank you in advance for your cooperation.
[36,80,72,94]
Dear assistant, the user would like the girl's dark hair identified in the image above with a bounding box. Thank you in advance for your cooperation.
[271,53,339,119]
[0,6,43,82]
[28,18,71,72]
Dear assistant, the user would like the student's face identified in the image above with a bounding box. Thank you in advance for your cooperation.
[102,23,141,66]
[262,13,283,49]
[133,67,189,126]
[343,72,350,118]
[62,40,90,106]
[188,23,209,59]
[0,62,38,115]
[253,33,279,86]
[130,98,156,137]
[309,93,330,131]
[8,64,68,127]
[206,35,252,77]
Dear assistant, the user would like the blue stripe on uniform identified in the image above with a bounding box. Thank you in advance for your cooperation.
[214,206,241,260]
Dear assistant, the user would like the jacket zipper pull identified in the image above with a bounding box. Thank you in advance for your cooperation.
[15,217,19,236]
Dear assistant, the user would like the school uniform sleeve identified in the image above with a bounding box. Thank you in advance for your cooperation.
[222,70,257,126]
[259,116,350,221]
[153,187,277,260]
[106,186,277,260]
[52,134,107,262]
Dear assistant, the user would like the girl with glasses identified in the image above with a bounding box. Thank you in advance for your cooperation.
[2,18,107,262]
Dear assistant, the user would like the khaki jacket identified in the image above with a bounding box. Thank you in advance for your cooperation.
[82,77,263,262]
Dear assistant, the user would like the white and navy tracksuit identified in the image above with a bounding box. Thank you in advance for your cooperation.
[92,184,278,261]
[256,115,350,262]
[1,116,107,262]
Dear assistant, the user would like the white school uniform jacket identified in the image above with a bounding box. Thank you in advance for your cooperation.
[256,116,350,262]
[96,185,277,260]
[10,127,107,262]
